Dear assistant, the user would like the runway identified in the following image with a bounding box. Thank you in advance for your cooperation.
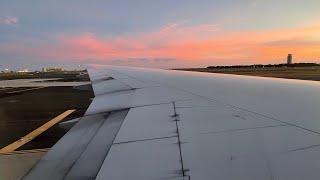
[0,78,90,88]
[0,110,75,154]
[0,75,93,151]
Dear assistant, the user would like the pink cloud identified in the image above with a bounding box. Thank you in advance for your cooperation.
[1,22,320,68]
[250,1,257,7]
[0,16,18,25]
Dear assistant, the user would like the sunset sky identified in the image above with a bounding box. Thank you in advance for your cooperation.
[1,0,320,70]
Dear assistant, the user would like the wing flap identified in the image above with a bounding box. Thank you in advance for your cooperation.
[23,110,128,180]
[96,137,184,180]
[113,103,177,143]
[85,90,134,115]
[91,79,132,96]
[96,104,185,180]
[64,110,128,180]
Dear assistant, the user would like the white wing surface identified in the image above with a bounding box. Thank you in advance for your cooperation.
[24,66,320,180]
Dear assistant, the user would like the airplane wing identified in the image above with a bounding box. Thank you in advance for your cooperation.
[23,66,320,180]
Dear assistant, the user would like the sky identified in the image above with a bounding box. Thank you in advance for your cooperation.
[1,0,320,70]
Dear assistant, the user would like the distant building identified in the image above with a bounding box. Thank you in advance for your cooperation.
[16,69,29,73]
[42,68,63,72]
[287,54,293,64]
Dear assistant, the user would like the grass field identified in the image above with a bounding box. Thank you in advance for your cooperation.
[178,66,320,81]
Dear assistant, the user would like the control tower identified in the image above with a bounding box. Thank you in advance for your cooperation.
[287,54,292,64]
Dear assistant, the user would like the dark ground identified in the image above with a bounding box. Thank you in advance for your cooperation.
[0,71,87,81]
[177,66,320,81]
[0,73,93,150]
